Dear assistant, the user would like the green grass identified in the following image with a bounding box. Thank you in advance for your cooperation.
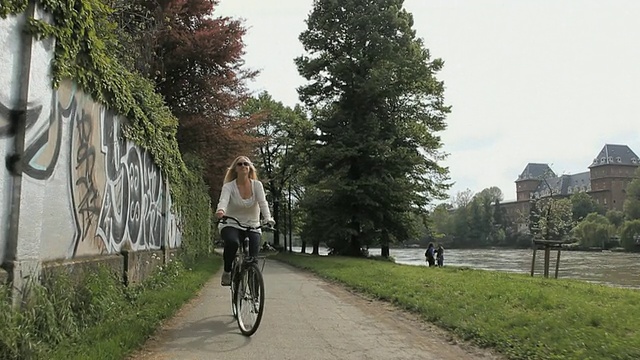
[49,255,222,360]
[0,255,221,360]
[274,253,640,360]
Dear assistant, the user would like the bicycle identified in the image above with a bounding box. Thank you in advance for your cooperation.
[218,215,271,336]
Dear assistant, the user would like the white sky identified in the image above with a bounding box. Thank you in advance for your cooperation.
[215,0,640,202]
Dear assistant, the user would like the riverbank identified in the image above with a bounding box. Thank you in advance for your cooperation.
[274,253,640,360]
[291,246,640,289]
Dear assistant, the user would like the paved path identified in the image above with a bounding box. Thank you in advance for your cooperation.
[130,260,503,360]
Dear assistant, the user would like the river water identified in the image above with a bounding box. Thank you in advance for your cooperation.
[290,246,640,289]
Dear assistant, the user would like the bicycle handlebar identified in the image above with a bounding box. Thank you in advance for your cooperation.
[217,215,274,231]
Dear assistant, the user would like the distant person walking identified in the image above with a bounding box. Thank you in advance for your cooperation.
[425,243,436,267]
[436,245,444,267]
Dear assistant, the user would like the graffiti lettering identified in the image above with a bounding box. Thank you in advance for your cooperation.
[95,108,169,253]
[1,80,181,259]
[72,104,102,255]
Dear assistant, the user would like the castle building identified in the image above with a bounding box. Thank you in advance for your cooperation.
[501,144,639,227]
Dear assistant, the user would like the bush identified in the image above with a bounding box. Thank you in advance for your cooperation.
[620,220,640,251]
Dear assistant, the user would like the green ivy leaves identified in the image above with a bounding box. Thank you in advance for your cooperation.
[4,0,211,257]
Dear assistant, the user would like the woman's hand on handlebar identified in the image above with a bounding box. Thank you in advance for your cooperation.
[216,209,225,219]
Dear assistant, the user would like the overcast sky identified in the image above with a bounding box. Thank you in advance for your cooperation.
[216,0,640,202]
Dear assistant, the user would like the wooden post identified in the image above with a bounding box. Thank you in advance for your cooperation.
[543,245,550,278]
[531,240,563,278]
[530,246,537,277]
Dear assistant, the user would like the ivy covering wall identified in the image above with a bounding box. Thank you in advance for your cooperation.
[1,0,212,259]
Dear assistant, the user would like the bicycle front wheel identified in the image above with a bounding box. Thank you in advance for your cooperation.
[235,263,265,336]
[231,276,239,318]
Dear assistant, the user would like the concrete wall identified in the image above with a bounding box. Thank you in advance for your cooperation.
[0,8,181,284]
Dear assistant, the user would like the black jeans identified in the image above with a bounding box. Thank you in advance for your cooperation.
[221,227,260,272]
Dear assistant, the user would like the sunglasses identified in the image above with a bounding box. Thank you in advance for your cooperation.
[236,162,251,167]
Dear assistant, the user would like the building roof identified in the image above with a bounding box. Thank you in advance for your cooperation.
[589,144,639,168]
[533,171,590,195]
[517,163,556,181]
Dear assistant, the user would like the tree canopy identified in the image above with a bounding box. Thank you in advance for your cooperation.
[296,0,450,256]
[110,0,258,200]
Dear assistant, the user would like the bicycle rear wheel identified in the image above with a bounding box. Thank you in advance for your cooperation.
[235,263,265,336]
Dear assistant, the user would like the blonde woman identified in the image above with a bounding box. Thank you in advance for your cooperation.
[216,156,274,286]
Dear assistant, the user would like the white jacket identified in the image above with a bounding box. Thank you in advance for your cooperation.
[216,179,273,233]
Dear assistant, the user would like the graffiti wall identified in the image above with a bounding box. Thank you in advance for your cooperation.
[0,11,181,265]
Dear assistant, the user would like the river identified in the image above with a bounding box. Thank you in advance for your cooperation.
[290,246,640,289]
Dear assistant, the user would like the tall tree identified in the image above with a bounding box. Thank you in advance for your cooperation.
[623,168,640,220]
[493,198,507,230]
[241,92,313,246]
[453,189,475,209]
[477,186,504,203]
[605,209,625,229]
[109,0,258,200]
[570,192,602,221]
[296,0,451,257]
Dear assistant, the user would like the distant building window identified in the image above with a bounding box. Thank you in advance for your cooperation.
[604,198,607,205]
[596,198,600,204]
[632,158,638,164]
[616,157,622,163]
[600,157,606,164]
[608,157,613,162]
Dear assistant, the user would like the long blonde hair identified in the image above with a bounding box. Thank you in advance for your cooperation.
[223,156,258,184]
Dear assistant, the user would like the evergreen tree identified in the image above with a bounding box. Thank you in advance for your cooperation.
[296,0,450,256]
[493,198,507,230]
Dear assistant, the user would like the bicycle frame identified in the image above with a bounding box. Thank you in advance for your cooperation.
[217,215,271,336]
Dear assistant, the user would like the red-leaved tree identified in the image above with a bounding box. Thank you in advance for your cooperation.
[110,0,260,201]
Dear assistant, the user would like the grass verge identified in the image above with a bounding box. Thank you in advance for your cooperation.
[0,255,221,360]
[274,253,640,360]
[50,255,222,360]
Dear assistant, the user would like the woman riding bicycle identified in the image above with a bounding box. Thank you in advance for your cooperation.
[216,155,274,286]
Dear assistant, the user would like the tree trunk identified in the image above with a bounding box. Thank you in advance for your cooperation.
[312,241,319,255]
[347,234,363,257]
[381,229,390,258]
[381,245,389,258]
[272,196,280,246]
[282,203,288,248]
[301,241,306,254]
[288,184,293,252]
